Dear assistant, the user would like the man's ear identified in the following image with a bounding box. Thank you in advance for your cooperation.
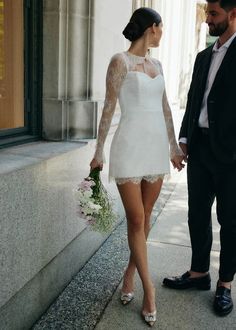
[229,8,236,19]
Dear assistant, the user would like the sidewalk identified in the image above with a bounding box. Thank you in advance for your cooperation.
[32,110,236,329]
[33,167,236,330]
[95,168,236,330]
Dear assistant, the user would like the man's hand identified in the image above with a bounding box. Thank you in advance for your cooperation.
[179,142,188,162]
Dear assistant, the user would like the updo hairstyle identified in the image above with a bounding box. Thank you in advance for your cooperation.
[122,7,162,42]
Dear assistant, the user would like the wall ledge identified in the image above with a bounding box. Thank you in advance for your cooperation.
[0,141,88,175]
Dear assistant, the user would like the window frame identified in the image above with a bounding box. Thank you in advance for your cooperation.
[0,0,42,148]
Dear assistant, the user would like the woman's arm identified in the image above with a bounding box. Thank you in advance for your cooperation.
[162,90,185,171]
[91,54,127,169]
[162,90,183,158]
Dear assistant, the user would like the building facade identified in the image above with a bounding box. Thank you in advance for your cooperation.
[0,1,204,329]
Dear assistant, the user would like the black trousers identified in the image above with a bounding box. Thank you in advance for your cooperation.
[187,129,236,282]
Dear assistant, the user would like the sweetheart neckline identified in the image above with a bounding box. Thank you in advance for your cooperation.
[126,71,163,80]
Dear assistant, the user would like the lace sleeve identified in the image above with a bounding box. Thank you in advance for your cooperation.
[162,90,183,158]
[157,61,183,158]
[93,54,127,162]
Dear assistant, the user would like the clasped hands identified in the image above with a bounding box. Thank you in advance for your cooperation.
[171,142,188,171]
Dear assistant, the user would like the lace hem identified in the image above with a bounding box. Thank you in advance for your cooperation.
[115,174,165,185]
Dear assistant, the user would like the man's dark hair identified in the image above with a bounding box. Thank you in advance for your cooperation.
[206,0,236,11]
[220,0,236,11]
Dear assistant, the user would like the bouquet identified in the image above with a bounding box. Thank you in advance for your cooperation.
[75,168,117,234]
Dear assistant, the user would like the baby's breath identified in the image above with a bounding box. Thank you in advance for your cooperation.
[75,168,117,234]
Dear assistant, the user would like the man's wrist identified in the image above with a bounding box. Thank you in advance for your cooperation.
[179,137,187,144]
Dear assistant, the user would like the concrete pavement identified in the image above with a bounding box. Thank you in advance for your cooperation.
[33,167,236,330]
[95,168,236,330]
[32,160,181,330]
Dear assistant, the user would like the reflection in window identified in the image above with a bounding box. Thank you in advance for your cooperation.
[0,0,24,130]
[0,1,4,82]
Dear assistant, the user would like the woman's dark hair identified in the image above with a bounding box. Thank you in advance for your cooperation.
[122,7,162,42]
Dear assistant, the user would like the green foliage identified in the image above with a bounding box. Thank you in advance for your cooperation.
[88,168,117,234]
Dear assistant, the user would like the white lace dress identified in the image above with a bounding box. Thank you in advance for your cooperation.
[94,51,182,184]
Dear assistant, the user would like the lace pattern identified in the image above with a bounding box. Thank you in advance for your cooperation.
[162,89,183,158]
[115,174,165,185]
[93,51,182,163]
[94,54,127,163]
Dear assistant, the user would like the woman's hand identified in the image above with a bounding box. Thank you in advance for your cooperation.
[171,155,185,171]
[90,158,103,170]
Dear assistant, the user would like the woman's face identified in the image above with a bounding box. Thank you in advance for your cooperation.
[150,22,163,47]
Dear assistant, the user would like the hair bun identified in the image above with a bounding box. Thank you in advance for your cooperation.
[122,21,143,42]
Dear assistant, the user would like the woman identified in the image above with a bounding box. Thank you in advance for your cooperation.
[90,7,184,326]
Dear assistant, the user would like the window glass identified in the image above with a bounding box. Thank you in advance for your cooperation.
[0,0,24,130]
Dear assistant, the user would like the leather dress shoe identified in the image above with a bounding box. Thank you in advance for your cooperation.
[213,284,233,316]
[163,271,211,290]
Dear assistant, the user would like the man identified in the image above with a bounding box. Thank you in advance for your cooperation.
[163,0,236,316]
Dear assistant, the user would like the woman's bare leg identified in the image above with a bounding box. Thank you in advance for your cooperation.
[140,178,163,312]
[121,179,163,296]
[118,179,163,312]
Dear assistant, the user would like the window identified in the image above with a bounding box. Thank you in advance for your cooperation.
[0,0,42,147]
[0,0,24,130]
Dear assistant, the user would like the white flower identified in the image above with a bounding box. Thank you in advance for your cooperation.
[83,189,93,199]
[75,169,117,233]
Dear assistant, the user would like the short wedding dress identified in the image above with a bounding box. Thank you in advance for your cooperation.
[94,51,181,184]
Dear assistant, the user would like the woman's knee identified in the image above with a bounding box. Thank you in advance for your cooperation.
[127,212,145,231]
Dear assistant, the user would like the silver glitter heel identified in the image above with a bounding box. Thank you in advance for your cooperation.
[141,310,157,327]
[120,291,134,305]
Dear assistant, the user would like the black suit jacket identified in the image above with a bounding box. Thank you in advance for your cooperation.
[179,36,236,164]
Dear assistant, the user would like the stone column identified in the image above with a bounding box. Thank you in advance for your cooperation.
[43,0,96,141]
[43,0,134,141]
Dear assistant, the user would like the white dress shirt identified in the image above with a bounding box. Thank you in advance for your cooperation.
[180,31,236,144]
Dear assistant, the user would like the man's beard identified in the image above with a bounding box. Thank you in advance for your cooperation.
[208,20,228,36]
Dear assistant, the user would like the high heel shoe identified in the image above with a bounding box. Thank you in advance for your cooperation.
[120,291,134,305]
[141,310,157,327]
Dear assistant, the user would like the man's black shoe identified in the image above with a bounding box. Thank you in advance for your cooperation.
[213,284,233,316]
[163,271,211,290]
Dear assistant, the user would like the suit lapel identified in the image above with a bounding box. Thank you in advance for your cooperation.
[194,46,213,111]
[200,46,213,86]
[210,36,236,90]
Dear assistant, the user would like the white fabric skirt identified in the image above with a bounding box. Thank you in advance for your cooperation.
[109,111,170,181]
